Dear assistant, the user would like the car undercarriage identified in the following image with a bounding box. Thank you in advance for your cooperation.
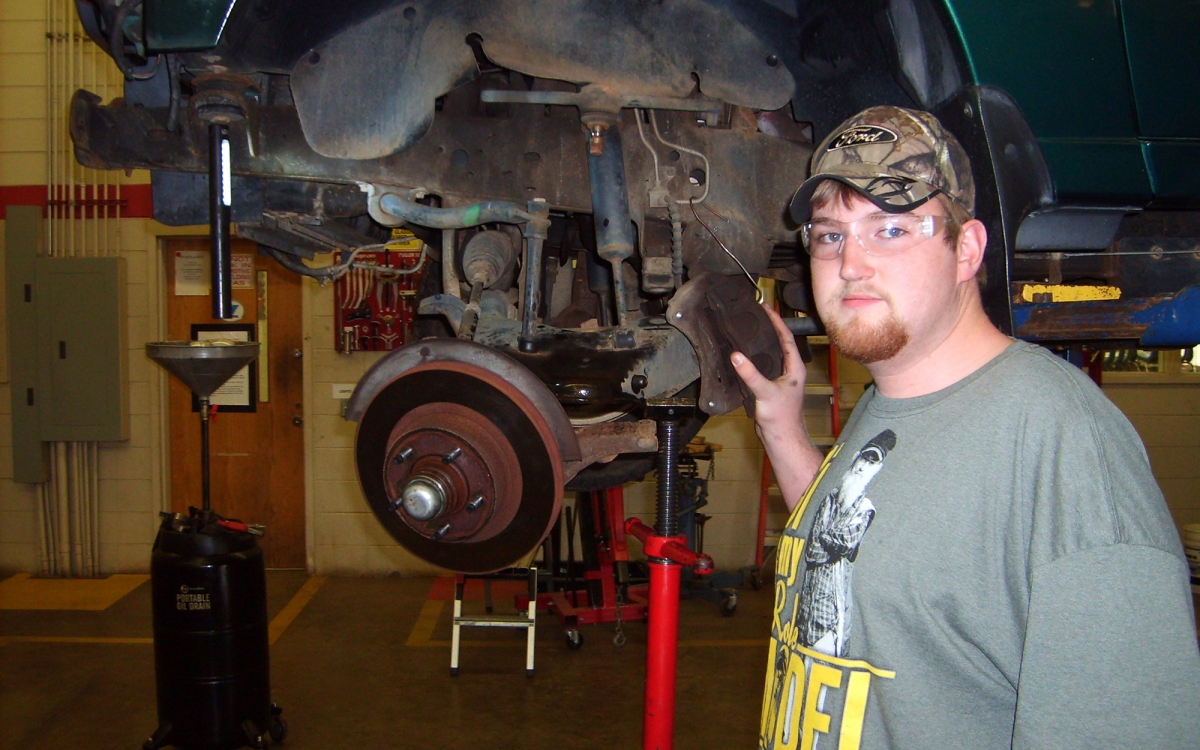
[72,0,1200,571]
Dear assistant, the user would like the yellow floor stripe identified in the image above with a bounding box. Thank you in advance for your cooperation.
[1,575,328,648]
[414,638,766,648]
[0,573,150,611]
[0,635,153,647]
[268,576,327,646]
[405,600,445,646]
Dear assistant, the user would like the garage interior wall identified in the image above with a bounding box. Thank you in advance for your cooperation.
[2,0,1197,576]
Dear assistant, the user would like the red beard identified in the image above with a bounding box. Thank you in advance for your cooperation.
[826,313,910,364]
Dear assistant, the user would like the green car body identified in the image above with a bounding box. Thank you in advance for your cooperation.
[949,0,1200,202]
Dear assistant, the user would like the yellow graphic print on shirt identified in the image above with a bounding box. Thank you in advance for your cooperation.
[760,431,898,750]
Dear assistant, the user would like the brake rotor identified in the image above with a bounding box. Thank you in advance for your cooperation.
[355,357,564,573]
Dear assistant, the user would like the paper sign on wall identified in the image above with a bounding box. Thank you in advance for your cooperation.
[232,254,255,289]
[175,250,209,296]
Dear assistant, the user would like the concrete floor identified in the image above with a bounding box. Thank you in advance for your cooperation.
[1,571,771,749]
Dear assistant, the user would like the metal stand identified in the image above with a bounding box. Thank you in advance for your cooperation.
[146,340,259,516]
[144,340,275,750]
[450,567,539,677]
[199,395,212,511]
[625,399,713,750]
[534,487,649,649]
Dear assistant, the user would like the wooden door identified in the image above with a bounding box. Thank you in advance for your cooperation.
[165,238,306,568]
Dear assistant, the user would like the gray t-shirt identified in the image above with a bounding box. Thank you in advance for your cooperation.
[760,341,1200,749]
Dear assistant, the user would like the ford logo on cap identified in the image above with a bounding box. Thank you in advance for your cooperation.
[828,125,898,151]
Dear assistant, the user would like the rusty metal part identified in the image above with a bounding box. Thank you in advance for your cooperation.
[481,86,723,118]
[70,92,810,275]
[287,0,793,160]
[467,316,699,415]
[666,272,782,417]
[355,359,563,572]
[562,419,658,484]
[383,402,522,543]
[189,73,259,125]
[345,338,580,463]
[1012,295,1161,341]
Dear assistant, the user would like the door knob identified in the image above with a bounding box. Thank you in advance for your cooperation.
[292,416,304,427]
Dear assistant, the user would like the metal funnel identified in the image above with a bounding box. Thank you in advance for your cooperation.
[146,340,260,398]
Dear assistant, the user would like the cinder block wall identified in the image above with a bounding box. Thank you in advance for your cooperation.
[1,0,171,574]
[302,280,441,575]
[1104,384,1200,535]
[1,0,52,572]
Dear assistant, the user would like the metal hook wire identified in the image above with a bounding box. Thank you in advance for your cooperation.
[689,198,763,303]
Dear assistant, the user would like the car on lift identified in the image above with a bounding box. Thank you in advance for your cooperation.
[71,0,1200,571]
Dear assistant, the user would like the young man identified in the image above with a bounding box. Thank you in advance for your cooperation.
[733,106,1200,749]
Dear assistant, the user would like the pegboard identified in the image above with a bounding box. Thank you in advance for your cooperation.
[334,229,426,352]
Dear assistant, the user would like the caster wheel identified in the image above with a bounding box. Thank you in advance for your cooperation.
[750,571,762,591]
[242,720,267,749]
[565,629,584,650]
[269,717,288,744]
[526,668,535,678]
[719,593,738,617]
[450,667,459,676]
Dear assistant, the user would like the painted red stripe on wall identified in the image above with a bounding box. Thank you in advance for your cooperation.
[0,184,153,220]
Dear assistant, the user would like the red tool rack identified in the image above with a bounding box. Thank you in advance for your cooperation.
[333,232,426,353]
[548,487,647,646]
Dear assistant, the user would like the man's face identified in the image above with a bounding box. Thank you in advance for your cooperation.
[809,192,961,366]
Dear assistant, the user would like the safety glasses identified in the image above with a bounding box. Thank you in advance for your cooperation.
[800,214,948,260]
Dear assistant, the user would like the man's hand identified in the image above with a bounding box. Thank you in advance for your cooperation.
[731,303,809,440]
[731,303,823,511]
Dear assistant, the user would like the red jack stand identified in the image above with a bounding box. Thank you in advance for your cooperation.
[522,486,649,648]
[625,519,713,750]
[628,398,713,750]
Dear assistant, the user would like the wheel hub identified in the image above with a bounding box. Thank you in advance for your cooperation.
[382,401,522,544]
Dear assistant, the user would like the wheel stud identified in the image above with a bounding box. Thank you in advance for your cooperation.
[393,447,414,465]
[466,495,485,512]
[431,523,452,541]
[443,447,463,463]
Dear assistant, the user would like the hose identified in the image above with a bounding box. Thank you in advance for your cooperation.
[377,193,533,229]
[264,245,340,282]
[109,0,161,81]
[265,242,427,284]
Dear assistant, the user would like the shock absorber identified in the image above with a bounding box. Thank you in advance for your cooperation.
[586,123,635,328]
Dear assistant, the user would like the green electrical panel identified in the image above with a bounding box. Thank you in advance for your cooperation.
[36,257,129,441]
[5,206,130,483]
[6,207,47,483]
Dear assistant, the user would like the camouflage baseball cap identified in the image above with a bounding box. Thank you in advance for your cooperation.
[789,106,975,222]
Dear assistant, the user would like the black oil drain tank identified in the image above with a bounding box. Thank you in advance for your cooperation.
[145,513,284,750]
